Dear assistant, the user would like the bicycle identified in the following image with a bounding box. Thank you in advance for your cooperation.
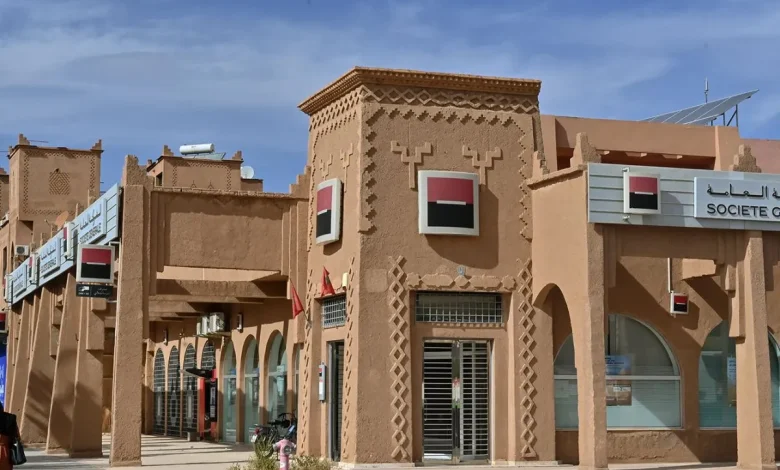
[252,412,297,458]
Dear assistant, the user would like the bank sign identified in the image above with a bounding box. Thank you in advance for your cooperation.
[75,183,120,246]
[694,178,780,221]
[587,163,780,232]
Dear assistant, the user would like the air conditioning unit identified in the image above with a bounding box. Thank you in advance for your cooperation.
[200,315,210,335]
[15,245,29,257]
[209,312,226,333]
[196,323,203,336]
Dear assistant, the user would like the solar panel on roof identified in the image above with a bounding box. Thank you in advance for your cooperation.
[642,90,758,125]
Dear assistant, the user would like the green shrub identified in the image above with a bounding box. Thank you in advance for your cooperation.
[228,464,245,470]
[291,455,332,470]
[246,453,278,470]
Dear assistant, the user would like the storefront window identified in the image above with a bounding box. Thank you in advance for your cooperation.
[554,314,681,429]
[267,334,287,422]
[222,342,237,442]
[294,347,300,417]
[244,338,260,442]
[698,323,780,428]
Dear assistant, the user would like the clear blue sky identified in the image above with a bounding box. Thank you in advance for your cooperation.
[1,0,778,192]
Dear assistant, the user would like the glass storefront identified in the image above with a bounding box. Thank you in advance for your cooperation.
[222,342,237,442]
[244,338,260,442]
[554,314,681,428]
[267,335,287,421]
[698,323,780,427]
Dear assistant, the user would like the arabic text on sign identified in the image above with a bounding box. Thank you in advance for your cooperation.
[694,177,780,221]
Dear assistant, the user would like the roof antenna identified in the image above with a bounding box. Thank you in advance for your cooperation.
[704,77,709,104]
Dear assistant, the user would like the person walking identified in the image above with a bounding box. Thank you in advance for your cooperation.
[0,402,20,469]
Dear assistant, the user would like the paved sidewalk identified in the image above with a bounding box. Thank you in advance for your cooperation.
[21,436,759,470]
[24,435,255,469]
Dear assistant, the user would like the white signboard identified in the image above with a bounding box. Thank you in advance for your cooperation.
[10,262,27,299]
[694,177,780,221]
[76,203,106,245]
[38,232,63,277]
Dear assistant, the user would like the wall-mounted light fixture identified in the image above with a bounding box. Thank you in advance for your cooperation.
[163,328,169,346]
[237,313,244,333]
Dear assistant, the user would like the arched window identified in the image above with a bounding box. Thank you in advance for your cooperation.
[183,345,198,433]
[201,340,215,370]
[267,334,287,421]
[554,314,681,428]
[167,347,181,436]
[153,349,165,435]
[222,342,237,442]
[698,323,780,427]
[244,337,260,442]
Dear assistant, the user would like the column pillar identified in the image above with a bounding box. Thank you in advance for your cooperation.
[110,156,150,467]
[20,288,55,444]
[70,297,105,457]
[508,258,556,463]
[47,273,79,453]
[573,225,607,470]
[734,231,775,470]
[9,298,33,416]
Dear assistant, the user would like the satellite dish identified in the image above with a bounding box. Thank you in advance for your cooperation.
[54,211,70,229]
[240,166,255,179]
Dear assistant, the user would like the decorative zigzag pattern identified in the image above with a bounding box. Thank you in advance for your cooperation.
[517,124,532,240]
[309,87,364,132]
[306,160,317,252]
[340,256,357,461]
[517,259,537,458]
[363,85,539,114]
[298,268,315,450]
[387,256,411,461]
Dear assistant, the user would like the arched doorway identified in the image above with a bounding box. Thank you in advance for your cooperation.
[153,349,165,435]
[554,314,681,428]
[183,345,198,433]
[698,323,780,427]
[267,334,287,421]
[222,341,238,442]
[167,347,181,436]
[244,337,260,442]
[201,340,216,370]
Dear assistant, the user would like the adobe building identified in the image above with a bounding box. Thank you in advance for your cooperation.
[4,67,780,470]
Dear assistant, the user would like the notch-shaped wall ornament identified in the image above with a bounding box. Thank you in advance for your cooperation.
[340,143,354,170]
[462,146,502,185]
[319,153,334,177]
[391,141,433,189]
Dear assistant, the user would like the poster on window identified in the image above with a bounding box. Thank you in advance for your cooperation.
[727,356,737,406]
[229,377,237,405]
[605,355,632,406]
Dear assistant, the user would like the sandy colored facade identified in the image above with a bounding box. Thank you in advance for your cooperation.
[4,67,780,470]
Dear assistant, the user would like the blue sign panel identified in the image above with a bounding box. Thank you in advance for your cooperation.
[0,342,7,406]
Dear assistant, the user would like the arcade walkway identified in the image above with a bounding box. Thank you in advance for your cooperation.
[24,435,255,469]
[19,436,780,470]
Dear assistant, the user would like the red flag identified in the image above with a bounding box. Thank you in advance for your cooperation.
[291,283,304,319]
[321,267,336,297]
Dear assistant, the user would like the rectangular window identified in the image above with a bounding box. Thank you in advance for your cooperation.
[415,292,503,324]
[322,295,346,328]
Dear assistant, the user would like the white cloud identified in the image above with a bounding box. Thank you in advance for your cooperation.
[0,0,778,189]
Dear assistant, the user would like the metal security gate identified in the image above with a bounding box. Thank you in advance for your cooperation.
[153,350,165,435]
[183,345,198,433]
[329,341,345,461]
[461,342,490,460]
[167,347,181,436]
[422,340,490,463]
